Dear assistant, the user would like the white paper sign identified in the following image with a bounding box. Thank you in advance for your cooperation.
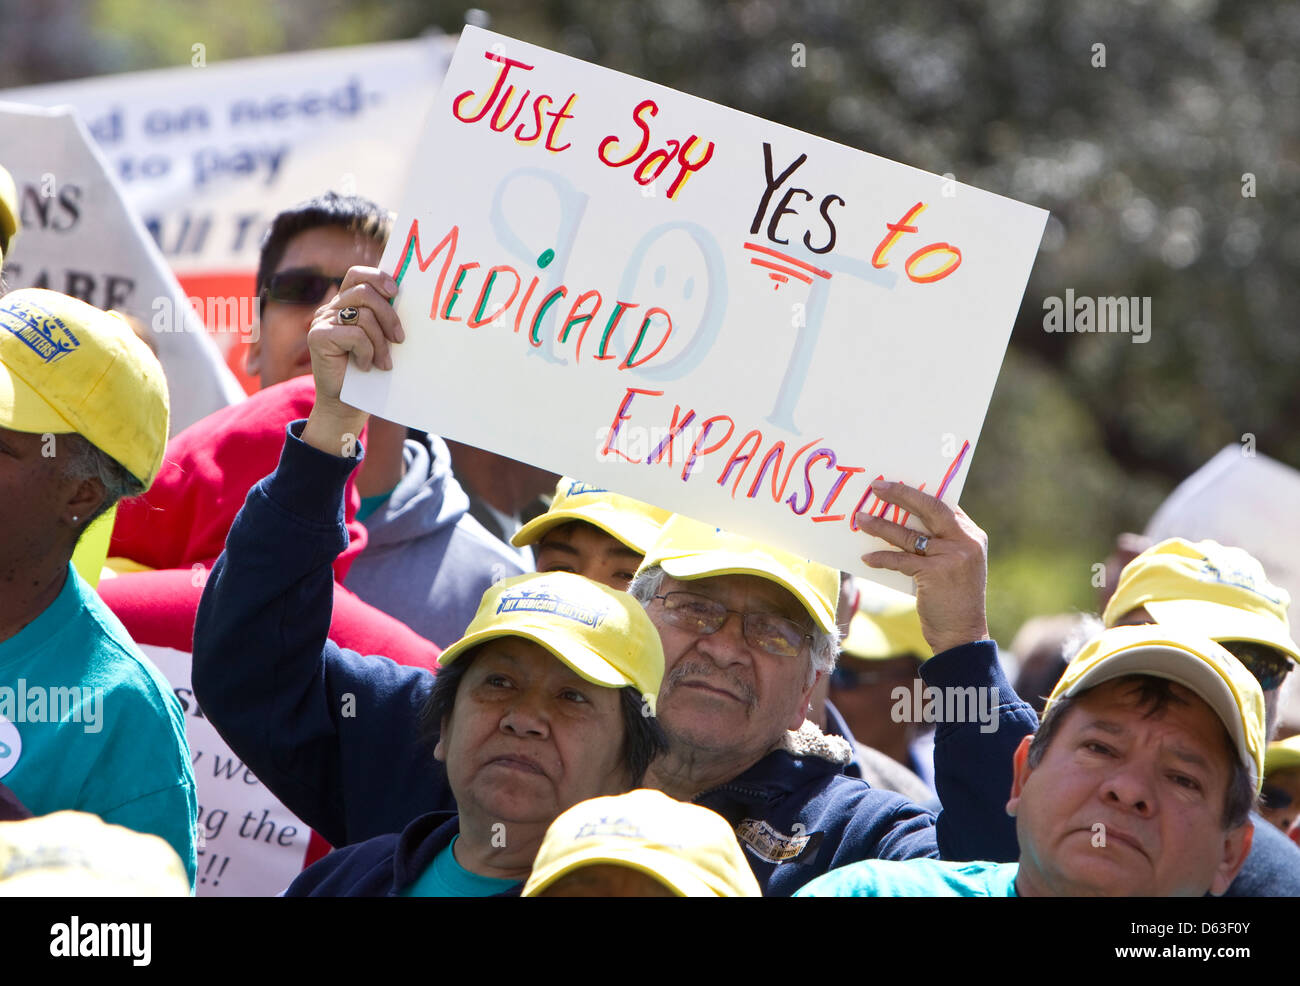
[141,644,309,897]
[0,103,245,433]
[1,37,455,275]
[2,38,454,394]
[344,27,1048,583]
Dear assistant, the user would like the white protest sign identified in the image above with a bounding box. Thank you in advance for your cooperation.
[0,103,244,433]
[344,27,1048,585]
[2,37,454,393]
[142,644,309,897]
[1,36,455,275]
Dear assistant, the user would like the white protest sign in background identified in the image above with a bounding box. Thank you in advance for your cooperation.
[3,36,455,393]
[344,27,1048,585]
[0,103,244,433]
[141,645,309,897]
[1,36,455,275]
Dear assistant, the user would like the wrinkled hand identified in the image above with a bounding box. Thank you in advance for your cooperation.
[302,267,404,457]
[856,480,989,655]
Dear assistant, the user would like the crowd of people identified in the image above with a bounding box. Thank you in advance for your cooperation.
[1,172,1298,897]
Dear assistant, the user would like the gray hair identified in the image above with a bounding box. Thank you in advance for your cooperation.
[59,433,146,530]
[629,564,840,686]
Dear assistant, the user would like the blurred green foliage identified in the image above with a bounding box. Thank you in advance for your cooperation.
[3,0,1295,644]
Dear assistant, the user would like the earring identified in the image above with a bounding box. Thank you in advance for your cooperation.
[71,515,80,523]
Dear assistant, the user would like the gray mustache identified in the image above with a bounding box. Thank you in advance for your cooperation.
[667,661,757,711]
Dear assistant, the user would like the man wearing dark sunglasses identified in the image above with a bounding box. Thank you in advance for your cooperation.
[250,193,389,396]
[1103,538,1299,739]
[1102,536,1300,895]
[241,192,526,647]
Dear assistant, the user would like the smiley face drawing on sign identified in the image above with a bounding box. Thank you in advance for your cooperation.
[0,716,21,780]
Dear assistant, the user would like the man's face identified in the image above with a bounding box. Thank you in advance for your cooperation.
[533,521,644,590]
[1009,678,1252,896]
[246,224,383,389]
[650,573,820,765]
[434,639,631,828]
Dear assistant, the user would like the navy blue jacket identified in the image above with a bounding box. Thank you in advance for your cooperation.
[285,810,522,897]
[191,424,1046,895]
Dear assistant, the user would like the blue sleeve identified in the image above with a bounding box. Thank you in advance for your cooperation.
[192,421,452,849]
[923,639,1038,863]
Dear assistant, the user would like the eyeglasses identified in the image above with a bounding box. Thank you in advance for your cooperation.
[263,268,346,305]
[1222,641,1296,691]
[652,591,812,658]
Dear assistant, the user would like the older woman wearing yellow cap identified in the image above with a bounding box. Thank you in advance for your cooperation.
[285,571,667,896]
[0,288,196,886]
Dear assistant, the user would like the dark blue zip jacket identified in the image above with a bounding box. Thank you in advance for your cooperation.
[284,810,522,897]
[194,423,1033,895]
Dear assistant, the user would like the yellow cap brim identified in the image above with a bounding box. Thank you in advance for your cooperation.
[1145,599,1300,665]
[437,626,653,713]
[523,846,724,897]
[0,363,79,435]
[658,551,837,634]
[512,502,660,554]
[842,610,932,662]
[1265,737,1300,776]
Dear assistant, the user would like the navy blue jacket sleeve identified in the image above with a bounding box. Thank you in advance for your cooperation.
[922,639,1038,863]
[192,421,452,849]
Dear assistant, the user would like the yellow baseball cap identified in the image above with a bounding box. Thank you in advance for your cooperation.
[0,289,169,487]
[0,163,18,252]
[1048,623,1266,791]
[438,571,664,714]
[639,514,839,634]
[522,789,761,897]
[1265,735,1300,777]
[512,477,672,554]
[842,579,933,661]
[1103,538,1299,665]
[0,811,189,896]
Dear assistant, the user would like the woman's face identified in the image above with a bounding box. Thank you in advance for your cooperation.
[435,639,631,829]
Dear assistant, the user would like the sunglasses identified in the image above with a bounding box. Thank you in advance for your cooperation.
[263,268,346,305]
[1222,641,1296,692]
[653,591,812,658]
[1261,784,1294,812]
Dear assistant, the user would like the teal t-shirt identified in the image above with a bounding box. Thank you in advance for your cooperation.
[401,836,520,897]
[796,859,1020,897]
[0,564,198,887]
[355,491,393,523]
